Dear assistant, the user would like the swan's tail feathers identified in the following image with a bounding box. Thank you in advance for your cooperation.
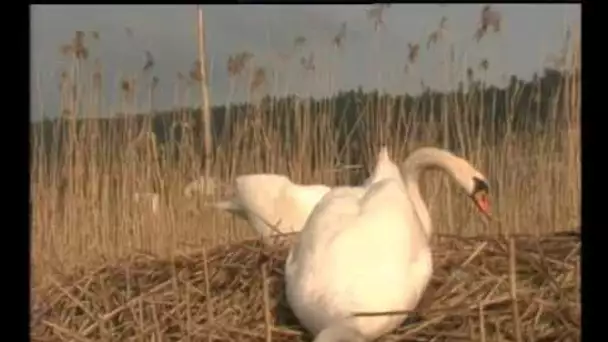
[209,199,240,212]
[208,198,249,220]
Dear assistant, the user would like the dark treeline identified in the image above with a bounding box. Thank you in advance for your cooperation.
[32,67,575,165]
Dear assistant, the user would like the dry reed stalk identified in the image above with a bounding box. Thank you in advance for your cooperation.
[261,263,272,342]
[202,246,214,342]
[43,320,93,342]
[48,275,110,338]
[479,302,487,342]
[137,296,145,342]
[151,301,162,340]
[461,241,488,267]
[509,237,523,342]
[186,280,193,342]
[196,6,213,185]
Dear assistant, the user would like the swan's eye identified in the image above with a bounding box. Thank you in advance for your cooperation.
[472,176,489,194]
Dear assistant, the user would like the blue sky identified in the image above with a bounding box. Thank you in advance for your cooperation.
[30,4,580,121]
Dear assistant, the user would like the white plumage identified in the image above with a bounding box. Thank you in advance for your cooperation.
[285,146,491,341]
[210,148,407,242]
[210,174,332,242]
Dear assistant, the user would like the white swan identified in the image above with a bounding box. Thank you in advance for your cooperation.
[210,148,403,242]
[285,146,491,342]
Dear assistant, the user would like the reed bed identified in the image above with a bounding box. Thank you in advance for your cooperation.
[31,233,580,342]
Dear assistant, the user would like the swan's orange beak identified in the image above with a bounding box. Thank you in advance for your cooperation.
[472,190,491,218]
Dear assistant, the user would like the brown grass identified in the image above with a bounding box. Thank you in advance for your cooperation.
[31,233,580,342]
[31,8,580,341]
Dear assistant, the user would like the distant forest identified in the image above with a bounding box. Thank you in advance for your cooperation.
[32,67,576,164]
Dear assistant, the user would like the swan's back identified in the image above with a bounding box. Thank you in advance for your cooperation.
[231,174,330,236]
[288,186,367,261]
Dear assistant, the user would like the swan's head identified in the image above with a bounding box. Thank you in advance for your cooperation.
[469,176,490,217]
[453,162,490,218]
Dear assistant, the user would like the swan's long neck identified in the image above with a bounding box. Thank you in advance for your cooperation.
[400,148,461,239]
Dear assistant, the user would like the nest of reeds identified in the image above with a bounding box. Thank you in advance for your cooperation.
[31,233,580,342]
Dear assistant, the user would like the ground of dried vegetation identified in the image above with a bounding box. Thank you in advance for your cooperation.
[31,232,580,342]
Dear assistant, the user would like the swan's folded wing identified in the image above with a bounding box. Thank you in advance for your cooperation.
[232,175,288,224]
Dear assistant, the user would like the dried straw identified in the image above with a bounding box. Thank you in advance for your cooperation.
[31,233,580,342]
